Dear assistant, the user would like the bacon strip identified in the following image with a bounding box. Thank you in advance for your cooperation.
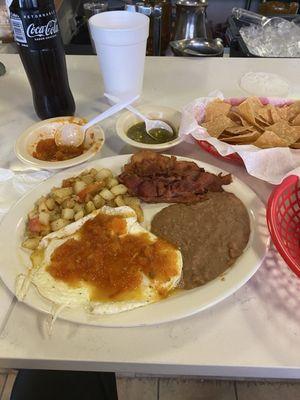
[119,151,232,203]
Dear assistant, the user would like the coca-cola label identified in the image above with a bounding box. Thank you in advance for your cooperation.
[27,19,59,39]
[10,8,62,49]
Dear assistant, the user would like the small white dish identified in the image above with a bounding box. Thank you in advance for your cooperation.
[15,116,105,170]
[116,105,182,151]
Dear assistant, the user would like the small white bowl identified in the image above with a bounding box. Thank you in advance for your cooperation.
[15,116,105,170]
[116,105,182,151]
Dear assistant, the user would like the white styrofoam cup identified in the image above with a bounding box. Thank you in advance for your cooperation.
[89,11,149,99]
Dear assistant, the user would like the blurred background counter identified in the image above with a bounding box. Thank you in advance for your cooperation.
[1,0,300,57]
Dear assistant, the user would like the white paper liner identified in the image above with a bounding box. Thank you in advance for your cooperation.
[179,91,300,185]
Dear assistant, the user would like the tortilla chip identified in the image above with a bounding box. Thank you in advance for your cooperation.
[291,126,300,143]
[268,121,289,135]
[236,100,257,125]
[256,106,272,124]
[255,115,272,130]
[202,115,235,138]
[255,117,270,128]
[235,98,267,130]
[204,99,231,122]
[256,107,272,125]
[287,101,300,122]
[277,105,289,121]
[290,142,300,149]
[246,96,263,111]
[292,114,300,126]
[200,97,300,149]
[253,130,289,148]
[225,125,254,135]
[268,121,300,145]
[221,130,260,144]
[268,105,282,124]
[228,111,252,126]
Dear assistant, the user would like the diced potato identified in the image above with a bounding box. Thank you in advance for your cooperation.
[123,196,141,207]
[38,201,48,214]
[81,174,94,185]
[53,197,65,205]
[99,188,115,201]
[85,201,96,213]
[96,168,112,181]
[74,210,84,221]
[62,208,74,220]
[22,237,40,250]
[27,231,40,239]
[62,198,76,209]
[45,198,55,211]
[111,184,128,196]
[36,196,46,206]
[49,211,60,222]
[25,168,130,243]
[73,203,84,213]
[39,211,50,226]
[106,177,119,189]
[28,210,38,219]
[50,218,68,232]
[114,195,125,207]
[93,194,105,209]
[52,187,73,198]
[73,180,87,194]
[40,227,51,236]
[62,177,75,188]
[89,168,98,177]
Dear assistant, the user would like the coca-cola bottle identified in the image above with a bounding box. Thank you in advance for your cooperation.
[9,0,75,119]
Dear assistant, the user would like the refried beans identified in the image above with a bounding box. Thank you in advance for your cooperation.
[151,191,250,289]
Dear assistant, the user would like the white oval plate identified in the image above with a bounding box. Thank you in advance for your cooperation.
[0,155,269,327]
[15,116,105,170]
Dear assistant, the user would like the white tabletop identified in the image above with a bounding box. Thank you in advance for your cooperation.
[0,54,300,379]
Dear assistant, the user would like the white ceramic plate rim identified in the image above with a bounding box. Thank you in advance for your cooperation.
[14,117,105,170]
[0,154,269,327]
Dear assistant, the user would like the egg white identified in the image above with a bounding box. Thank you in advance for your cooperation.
[27,206,182,315]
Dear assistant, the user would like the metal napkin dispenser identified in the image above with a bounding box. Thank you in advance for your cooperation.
[173,0,208,41]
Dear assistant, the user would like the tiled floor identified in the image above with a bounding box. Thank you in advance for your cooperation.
[235,381,300,400]
[116,376,300,400]
[1,371,300,399]
[117,376,158,400]
[158,379,236,400]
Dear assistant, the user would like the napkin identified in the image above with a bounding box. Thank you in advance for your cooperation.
[0,168,52,328]
[179,91,300,185]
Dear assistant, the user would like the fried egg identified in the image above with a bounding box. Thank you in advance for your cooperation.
[20,206,182,315]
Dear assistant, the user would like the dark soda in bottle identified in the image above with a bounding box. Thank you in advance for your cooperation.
[9,0,75,119]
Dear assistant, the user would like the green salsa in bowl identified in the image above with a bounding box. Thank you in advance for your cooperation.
[116,105,182,151]
[126,122,177,144]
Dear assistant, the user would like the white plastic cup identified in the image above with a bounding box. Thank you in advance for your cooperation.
[89,11,149,99]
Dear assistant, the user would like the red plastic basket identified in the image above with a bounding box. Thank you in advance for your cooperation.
[267,175,300,277]
[197,140,244,166]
